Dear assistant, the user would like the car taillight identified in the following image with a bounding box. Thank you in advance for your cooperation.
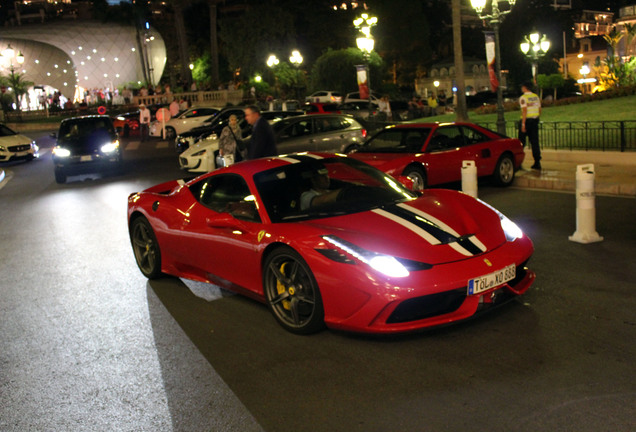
[361,129,367,138]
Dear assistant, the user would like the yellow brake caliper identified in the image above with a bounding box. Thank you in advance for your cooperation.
[276,262,291,310]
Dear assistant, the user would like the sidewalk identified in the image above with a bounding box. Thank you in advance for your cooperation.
[513,149,636,197]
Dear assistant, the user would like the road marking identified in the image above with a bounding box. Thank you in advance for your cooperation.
[126,141,140,150]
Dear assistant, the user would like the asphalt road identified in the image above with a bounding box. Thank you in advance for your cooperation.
[1,131,634,432]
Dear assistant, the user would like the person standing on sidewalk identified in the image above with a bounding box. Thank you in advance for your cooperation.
[139,104,151,142]
[519,82,542,170]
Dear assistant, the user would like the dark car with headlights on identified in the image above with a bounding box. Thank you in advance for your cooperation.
[52,115,122,184]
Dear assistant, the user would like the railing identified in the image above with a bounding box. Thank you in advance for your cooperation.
[133,90,244,108]
[477,121,636,152]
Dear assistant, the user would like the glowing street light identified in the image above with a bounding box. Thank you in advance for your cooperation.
[353,13,378,111]
[520,31,550,82]
[470,0,517,135]
[266,54,279,68]
[289,50,303,100]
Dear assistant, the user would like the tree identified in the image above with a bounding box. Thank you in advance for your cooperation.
[173,0,193,86]
[536,73,565,100]
[452,0,468,121]
[2,72,33,115]
[310,48,383,95]
[218,1,296,81]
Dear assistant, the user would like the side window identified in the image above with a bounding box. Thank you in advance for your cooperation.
[461,126,489,145]
[403,131,426,152]
[365,130,403,151]
[190,174,260,222]
[283,120,312,138]
[427,126,465,152]
[315,117,346,133]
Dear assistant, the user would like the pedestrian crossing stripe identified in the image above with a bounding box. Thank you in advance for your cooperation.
[124,141,170,151]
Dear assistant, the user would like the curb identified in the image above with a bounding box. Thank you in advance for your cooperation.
[513,169,636,197]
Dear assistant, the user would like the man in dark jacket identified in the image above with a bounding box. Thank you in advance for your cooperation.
[244,105,277,159]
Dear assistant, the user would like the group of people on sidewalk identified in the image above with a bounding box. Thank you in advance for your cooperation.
[133,81,543,171]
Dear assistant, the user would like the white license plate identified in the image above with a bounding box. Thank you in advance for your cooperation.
[80,155,92,162]
[468,264,516,295]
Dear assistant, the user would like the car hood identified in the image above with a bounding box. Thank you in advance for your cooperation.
[0,134,33,146]
[298,190,506,265]
[181,136,219,156]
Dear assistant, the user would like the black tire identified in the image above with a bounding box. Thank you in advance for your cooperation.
[130,216,163,279]
[123,124,130,138]
[54,168,66,184]
[263,247,325,334]
[403,166,427,191]
[162,127,176,140]
[493,154,515,187]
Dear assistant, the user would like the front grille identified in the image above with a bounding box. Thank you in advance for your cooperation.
[9,144,31,152]
[387,288,466,324]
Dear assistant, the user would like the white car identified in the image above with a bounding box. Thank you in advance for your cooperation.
[150,106,221,139]
[0,124,39,162]
[178,134,221,173]
[344,91,381,106]
[305,91,343,103]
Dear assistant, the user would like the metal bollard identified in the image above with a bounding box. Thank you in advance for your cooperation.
[569,164,603,244]
[461,160,478,198]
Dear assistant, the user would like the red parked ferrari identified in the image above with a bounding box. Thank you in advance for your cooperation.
[128,153,535,334]
[348,122,525,190]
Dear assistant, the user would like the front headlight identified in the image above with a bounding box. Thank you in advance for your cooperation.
[0,145,6,151]
[101,140,120,153]
[192,149,206,157]
[321,235,410,278]
[478,199,523,242]
[53,147,71,157]
[500,214,523,242]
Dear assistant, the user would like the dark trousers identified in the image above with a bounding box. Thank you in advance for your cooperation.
[140,123,149,141]
[518,117,540,164]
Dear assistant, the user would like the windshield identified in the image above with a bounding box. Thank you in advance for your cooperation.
[58,118,116,147]
[0,124,18,137]
[254,156,416,223]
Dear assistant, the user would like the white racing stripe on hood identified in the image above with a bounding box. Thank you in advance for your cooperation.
[276,157,302,164]
[397,202,460,236]
[398,202,487,254]
[372,208,441,245]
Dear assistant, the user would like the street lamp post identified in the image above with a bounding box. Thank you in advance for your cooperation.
[470,0,516,135]
[289,50,303,101]
[353,13,377,112]
[1,44,26,116]
[266,54,280,98]
[520,31,550,83]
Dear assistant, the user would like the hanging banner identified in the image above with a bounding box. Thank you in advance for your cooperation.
[356,65,369,99]
[484,31,499,92]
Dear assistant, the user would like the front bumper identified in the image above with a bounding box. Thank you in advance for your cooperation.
[54,152,122,174]
[318,236,535,334]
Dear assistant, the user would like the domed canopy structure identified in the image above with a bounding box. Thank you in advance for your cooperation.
[0,20,166,101]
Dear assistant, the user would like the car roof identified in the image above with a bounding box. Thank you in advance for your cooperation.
[61,115,113,124]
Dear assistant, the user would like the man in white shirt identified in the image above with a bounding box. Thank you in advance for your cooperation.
[139,104,151,142]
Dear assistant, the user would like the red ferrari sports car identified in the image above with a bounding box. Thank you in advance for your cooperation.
[348,122,525,190]
[128,153,535,334]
